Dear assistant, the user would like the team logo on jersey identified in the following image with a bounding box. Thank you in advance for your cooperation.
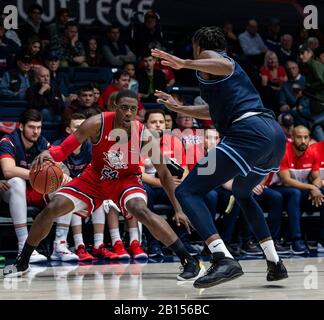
[103,149,128,170]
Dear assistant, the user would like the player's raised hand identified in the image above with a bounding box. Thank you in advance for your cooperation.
[151,48,185,70]
[31,150,55,172]
[174,210,192,234]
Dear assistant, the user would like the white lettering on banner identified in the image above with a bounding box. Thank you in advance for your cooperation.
[116,0,132,27]
[303,5,318,30]
[17,0,27,21]
[37,0,56,22]
[3,5,18,29]
[58,0,70,8]
[79,0,95,24]
[97,0,112,25]
[138,0,154,22]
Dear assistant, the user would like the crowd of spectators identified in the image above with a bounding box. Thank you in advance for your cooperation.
[0,3,324,262]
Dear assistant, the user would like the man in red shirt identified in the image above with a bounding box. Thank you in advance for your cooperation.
[273,126,324,254]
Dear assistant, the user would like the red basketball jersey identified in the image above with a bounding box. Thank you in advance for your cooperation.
[91,112,144,180]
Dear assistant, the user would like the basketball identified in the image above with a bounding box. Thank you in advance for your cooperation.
[29,161,63,194]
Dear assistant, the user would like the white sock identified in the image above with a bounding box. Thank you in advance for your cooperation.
[129,228,139,243]
[208,239,233,259]
[109,228,121,246]
[73,233,84,248]
[15,226,28,252]
[260,240,279,263]
[94,233,104,248]
[55,226,69,242]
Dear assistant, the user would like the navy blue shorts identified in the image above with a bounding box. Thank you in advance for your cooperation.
[217,114,286,177]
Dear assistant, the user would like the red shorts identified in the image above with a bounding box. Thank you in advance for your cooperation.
[26,185,46,208]
[57,166,147,219]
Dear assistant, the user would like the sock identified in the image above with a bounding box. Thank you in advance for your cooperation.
[129,228,139,243]
[168,238,193,263]
[15,226,28,252]
[73,233,84,248]
[260,240,279,263]
[109,228,121,246]
[208,239,233,259]
[17,241,36,269]
[55,226,69,242]
[94,233,104,248]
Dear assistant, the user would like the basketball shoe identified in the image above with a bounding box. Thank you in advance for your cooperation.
[92,244,119,260]
[177,256,206,281]
[111,240,131,259]
[266,259,288,281]
[193,252,243,288]
[75,244,94,261]
[128,240,148,259]
[29,250,48,263]
[50,241,79,262]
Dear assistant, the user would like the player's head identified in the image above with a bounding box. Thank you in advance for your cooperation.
[114,89,138,129]
[65,112,87,135]
[144,109,166,136]
[19,109,42,143]
[192,26,227,59]
[292,125,310,152]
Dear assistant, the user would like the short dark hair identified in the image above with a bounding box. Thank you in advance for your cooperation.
[192,26,227,52]
[65,21,79,30]
[144,109,165,123]
[115,89,138,104]
[78,86,94,95]
[19,109,42,125]
[28,4,43,15]
[56,8,69,19]
[113,70,130,81]
[90,82,100,92]
[64,112,86,128]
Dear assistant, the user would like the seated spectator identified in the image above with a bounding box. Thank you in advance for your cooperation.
[306,37,320,51]
[260,51,287,114]
[45,50,70,97]
[238,19,268,67]
[102,26,136,67]
[85,36,104,67]
[25,66,64,122]
[275,34,297,66]
[123,62,139,94]
[164,109,175,130]
[18,3,49,47]
[278,112,294,142]
[24,35,43,67]
[140,109,198,256]
[273,126,324,254]
[263,17,281,51]
[64,85,100,119]
[0,51,32,100]
[0,109,49,262]
[90,82,101,104]
[0,20,15,78]
[223,22,242,58]
[47,8,70,45]
[98,70,130,108]
[51,21,86,67]
[132,10,163,59]
[137,52,166,103]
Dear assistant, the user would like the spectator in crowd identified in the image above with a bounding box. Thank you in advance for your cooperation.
[238,19,268,67]
[140,109,198,257]
[315,46,324,64]
[25,66,65,122]
[299,45,324,141]
[275,34,297,66]
[102,26,136,67]
[0,109,49,262]
[164,110,175,130]
[0,51,32,100]
[85,37,104,67]
[64,85,99,119]
[306,37,320,51]
[24,35,43,67]
[90,82,101,104]
[263,17,281,51]
[47,8,70,44]
[274,126,324,254]
[18,3,49,46]
[278,112,294,142]
[98,70,130,108]
[45,50,70,97]
[223,22,241,58]
[0,20,15,78]
[137,52,166,103]
[123,62,139,94]
[132,10,163,59]
[51,21,86,67]
[260,51,287,114]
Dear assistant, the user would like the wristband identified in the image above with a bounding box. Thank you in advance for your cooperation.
[49,134,81,162]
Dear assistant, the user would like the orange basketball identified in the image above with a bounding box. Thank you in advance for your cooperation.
[29,161,63,194]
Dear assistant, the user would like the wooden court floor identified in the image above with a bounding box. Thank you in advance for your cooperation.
[0,256,323,300]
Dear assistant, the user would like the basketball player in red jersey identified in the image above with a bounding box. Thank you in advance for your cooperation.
[4,90,205,280]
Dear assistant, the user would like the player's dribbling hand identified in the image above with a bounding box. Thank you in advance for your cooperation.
[31,150,55,172]
[174,210,192,234]
[62,173,72,185]
[151,48,185,70]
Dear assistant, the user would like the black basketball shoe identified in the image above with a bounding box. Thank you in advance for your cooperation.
[177,257,206,281]
[266,259,288,281]
[193,252,244,288]
[3,255,30,278]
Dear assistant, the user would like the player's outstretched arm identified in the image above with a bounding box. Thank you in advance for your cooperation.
[151,48,233,76]
[154,90,211,119]
[32,114,102,172]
